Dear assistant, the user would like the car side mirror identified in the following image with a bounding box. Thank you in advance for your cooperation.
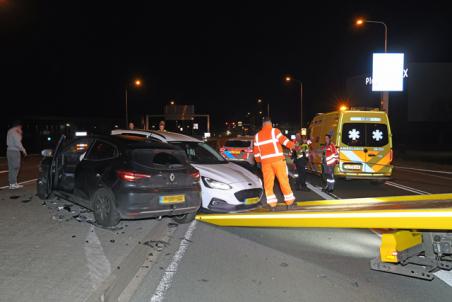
[41,149,53,157]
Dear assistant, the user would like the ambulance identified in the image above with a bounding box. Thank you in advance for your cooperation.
[307,108,393,180]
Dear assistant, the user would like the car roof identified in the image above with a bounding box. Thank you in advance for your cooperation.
[111,129,202,143]
[91,134,181,150]
[226,136,254,141]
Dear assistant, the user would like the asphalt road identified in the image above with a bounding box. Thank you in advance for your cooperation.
[129,163,452,302]
[1,157,452,301]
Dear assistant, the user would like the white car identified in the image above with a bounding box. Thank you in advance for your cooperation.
[111,129,263,212]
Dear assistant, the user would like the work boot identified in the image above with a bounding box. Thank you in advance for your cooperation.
[266,204,277,212]
[286,202,296,210]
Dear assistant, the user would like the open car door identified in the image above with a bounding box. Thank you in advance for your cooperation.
[37,135,66,199]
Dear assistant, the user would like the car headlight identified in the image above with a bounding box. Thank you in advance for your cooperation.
[202,177,232,190]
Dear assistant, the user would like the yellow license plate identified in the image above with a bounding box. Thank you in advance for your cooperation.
[159,195,185,204]
[245,197,260,205]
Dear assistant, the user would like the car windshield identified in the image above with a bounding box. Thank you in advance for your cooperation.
[171,142,227,164]
[342,123,389,147]
[224,140,251,148]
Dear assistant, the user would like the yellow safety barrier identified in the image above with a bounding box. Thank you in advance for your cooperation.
[379,231,422,263]
[196,193,452,230]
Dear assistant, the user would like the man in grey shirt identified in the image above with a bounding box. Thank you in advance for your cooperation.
[6,121,27,189]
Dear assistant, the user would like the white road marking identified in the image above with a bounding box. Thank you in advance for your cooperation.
[0,178,37,190]
[84,225,112,289]
[385,181,430,195]
[395,166,452,175]
[396,168,452,181]
[150,220,197,302]
[434,269,452,287]
[306,182,335,200]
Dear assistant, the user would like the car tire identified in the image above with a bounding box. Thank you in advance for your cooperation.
[172,212,196,224]
[92,188,120,227]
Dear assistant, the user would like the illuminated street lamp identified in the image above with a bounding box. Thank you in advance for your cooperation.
[340,105,348,111]
[125,78,142,128]
[284,75,303,128]
[356,18,389,112]
[355,18,388,52]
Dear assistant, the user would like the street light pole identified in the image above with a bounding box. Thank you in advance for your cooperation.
[284,76,303,129]
[124,79,142,128]
[357,19,389,113]
[300,82,303,128]
[125,89,128,128]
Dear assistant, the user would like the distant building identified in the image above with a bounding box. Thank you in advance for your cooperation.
[346,63,452,148]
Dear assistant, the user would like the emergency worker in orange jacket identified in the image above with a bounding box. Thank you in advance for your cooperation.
[253,117,296,210]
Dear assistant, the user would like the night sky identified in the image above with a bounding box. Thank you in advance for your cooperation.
[1,1,451,129]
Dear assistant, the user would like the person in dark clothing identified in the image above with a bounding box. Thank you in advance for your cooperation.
[293,133,310,191]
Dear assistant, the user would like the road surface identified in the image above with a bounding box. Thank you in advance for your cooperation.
[0,157,451,301]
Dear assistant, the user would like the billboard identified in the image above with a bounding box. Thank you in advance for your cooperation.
[372,53,404,91]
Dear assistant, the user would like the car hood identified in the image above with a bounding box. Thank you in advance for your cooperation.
[191,162,260,185]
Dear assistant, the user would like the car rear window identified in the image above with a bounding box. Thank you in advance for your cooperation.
[342,123,389,147]
[225,140,251,148]
[132,149,187,168]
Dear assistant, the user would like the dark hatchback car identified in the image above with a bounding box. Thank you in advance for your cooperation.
[37,134,202,227]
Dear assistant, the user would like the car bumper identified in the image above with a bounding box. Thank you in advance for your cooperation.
[202,186,264,213]
[115,188,202,219]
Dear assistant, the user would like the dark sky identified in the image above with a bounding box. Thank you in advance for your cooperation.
[1,1,451,128]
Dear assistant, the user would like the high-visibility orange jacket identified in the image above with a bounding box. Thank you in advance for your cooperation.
[253,125,295,165]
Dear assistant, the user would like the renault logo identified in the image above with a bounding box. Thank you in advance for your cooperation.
[169,173,175,182]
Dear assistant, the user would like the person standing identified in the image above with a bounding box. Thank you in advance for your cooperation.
[293,133,310,191]
[159,120,166,132]
[6,121,27,189]
[253,117,296,210]
[321,134,338,193]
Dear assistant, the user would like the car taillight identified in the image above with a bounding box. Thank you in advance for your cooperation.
[245,148,253,153]
[191,170,200,181]
[117,170,151,182]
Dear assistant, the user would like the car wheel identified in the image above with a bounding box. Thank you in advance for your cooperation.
[172,212,196,224]
[92,188,120,227]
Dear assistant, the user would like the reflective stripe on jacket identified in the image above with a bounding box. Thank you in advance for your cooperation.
[322,143,339,166]
[253,125,294,164]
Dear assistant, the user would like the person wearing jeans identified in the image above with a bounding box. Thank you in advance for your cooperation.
[6,121,27,189]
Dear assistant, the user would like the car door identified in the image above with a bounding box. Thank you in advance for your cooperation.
[75,139,119,201]
[55,137,94,193]
[39,135,65,197]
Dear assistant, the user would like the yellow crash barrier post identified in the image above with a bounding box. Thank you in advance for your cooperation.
[379,231,422,263]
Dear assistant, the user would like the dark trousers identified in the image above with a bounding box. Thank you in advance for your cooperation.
[322,164,335,191]
[295,157,308,188]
